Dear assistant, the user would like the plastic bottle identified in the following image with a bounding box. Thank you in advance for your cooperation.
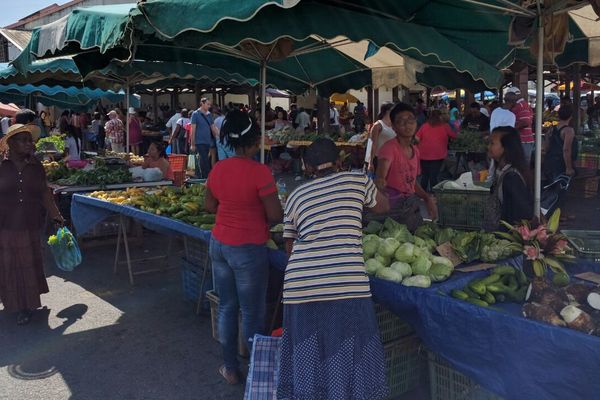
[277,178,288,204]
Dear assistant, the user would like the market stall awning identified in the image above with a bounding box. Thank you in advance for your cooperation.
[0,83,140,109]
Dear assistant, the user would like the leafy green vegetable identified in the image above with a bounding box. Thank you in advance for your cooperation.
[374,254,391,268]
[402,275,431,288]
[378,237,400,258]
[363,236,380,257]
[365,258,385,275]
[414,222,438,240]
[364,220,383,235]
[429,263,454,282]
[36,135,66,152]
[435,227,456,246]
[376,267,403,283]
[450,231,482,263]
[411,256,432,275]
[390,261,412,277]
[394,243,415,263]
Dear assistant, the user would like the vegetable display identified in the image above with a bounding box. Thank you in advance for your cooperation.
[449,130,487,153]
[55,166,132,186]
[363,218,454,288]
[450,265,530,307]
[36,135,66,152]
[521,277,600,335]
[89,184,215,230]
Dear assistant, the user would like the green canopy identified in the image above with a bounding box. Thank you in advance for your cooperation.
[0,83,140,111]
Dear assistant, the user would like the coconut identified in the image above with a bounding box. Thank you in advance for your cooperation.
[586,287,600,311]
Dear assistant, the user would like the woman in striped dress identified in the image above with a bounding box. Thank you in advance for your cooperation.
[277,138,390,400]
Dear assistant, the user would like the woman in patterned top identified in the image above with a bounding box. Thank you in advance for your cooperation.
[277,138,389,400]
[104,110,125,153]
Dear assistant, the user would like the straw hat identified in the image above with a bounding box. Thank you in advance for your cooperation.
[107,110,117,118]
[0,124,34,156]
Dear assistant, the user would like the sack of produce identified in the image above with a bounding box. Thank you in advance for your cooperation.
[47,227,82,272]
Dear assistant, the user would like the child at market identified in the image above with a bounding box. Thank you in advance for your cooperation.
[278,138,390,400]
[485,126,533,229]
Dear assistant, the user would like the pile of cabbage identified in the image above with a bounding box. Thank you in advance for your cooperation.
[363,219,455,288]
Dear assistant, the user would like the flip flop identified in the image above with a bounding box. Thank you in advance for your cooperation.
[218,365,240,385]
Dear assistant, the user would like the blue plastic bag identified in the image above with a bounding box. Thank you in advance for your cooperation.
[47,227,82,272]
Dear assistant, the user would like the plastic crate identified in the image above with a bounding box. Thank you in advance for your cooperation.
[168,154,187,173]
[384,335,423,399]
[206,290,249,358]
[428,352,503,400]
[562,230,600,262]
[433,182,491,230]
[374,302,414,343]
[181,257,212,302]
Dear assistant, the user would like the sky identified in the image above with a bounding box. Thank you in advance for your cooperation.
[0,1,65,28]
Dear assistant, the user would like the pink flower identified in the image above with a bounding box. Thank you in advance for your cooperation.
[517,226,532,241]
[533,226,548,241]
[552,240,568,255]
[523,245,541,260]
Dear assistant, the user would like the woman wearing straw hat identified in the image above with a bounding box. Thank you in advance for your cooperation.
[0,124,63,325]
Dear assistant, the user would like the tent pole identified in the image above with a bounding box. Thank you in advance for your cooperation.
[534,10,544,219]
[260,61,267,164]
[126,81,131,154]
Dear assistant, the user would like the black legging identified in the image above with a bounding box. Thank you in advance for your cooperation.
[420,159,444,192]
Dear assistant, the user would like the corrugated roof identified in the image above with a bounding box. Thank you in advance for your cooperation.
[5,0,85,30]
[0,29,32,51]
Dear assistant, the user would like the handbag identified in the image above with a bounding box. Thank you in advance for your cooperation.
[244,335,281,400]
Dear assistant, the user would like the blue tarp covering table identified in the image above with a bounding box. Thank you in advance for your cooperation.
[70,194,286,271]
[370,261,600,400]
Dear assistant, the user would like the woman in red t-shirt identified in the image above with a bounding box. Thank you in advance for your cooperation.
[415,109,457,191]
[204,110,283,385]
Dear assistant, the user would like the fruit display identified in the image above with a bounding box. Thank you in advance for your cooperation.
[363,218,455,288]
[105,151,145,165]
[43,161,72,182]
[449,130,487,153]
[88,184,215,230]
[451,265,530,307]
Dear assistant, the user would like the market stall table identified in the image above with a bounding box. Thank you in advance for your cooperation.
[70,194,286,286]
[368,259,600,400]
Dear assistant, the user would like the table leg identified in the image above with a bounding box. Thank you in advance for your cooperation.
[113,215,123,274]
[121,218,134,285]
[196,259,211,315]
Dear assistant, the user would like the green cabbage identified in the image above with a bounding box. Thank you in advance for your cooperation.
[376,267,403,283]
[402,275,431,288]
[411,256,432,275]
[378,237,400,258]
[390,261,412,277]
[435,227,456,245]
[363,237,380,257]
[375,254,392,267]
[365,258,385,275]
[431,256,454,269]
[414,222,438,240]
[429,263,454,282]
[364,220,383,234]
[394,243,415,263]
[414,236,426,248]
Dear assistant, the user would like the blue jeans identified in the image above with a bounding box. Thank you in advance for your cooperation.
[195,144,211,178]
[522,142,534,166]
[209,237,269,370]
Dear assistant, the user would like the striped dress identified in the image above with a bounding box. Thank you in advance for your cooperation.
[277,172,388,400]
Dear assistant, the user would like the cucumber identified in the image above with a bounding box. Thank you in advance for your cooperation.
[480,273,501,285]
[463,287,481,299]
[507,275,519,291]
[516,269,529,286]
[465,298,489,307]
[493,265,516,276]
[483,291,496,304]
[451,289,470,300]
[469,281,487,296]
[552,272,570,287]
[486,283,510,294]
[505,286,528,303]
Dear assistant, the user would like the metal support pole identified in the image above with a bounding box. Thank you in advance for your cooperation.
[260,61,267,164]
[534,13,544,219]
[126,82,131,153]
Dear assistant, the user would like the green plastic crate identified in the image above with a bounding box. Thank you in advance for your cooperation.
[562,230,600,262]
[433,182,491,230]
[428,352,503,400]
[374,302,414,344]
[384,335,424,399]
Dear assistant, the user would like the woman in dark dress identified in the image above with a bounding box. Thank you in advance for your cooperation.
[0,124,64,325]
